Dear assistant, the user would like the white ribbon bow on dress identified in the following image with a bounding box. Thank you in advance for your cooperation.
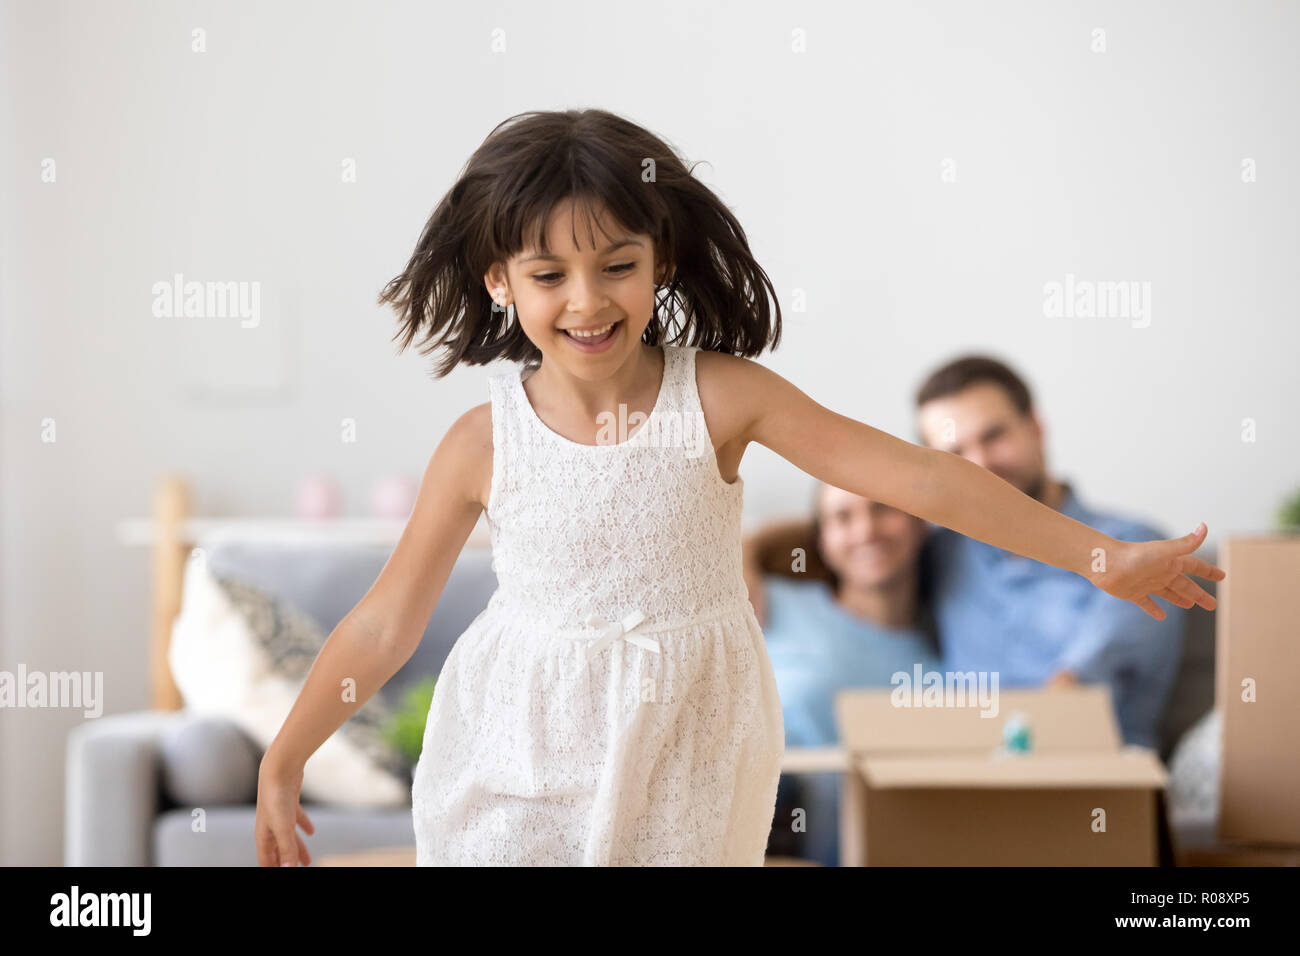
[581,609,661,659]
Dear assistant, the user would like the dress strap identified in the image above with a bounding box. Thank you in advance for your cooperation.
[664,345,705,425]
[485,367,524,519]
[655,344,688,419]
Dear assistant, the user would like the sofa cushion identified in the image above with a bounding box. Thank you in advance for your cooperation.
[200,542,498,712]
[1167,706,1220,824]
[159,714,260,806]
[169,552,410,808]
[152,805,416,866]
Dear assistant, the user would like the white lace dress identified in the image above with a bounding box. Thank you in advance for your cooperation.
[411,343,785,865]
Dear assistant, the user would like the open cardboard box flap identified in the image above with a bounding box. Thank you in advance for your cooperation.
[833,686,1167,865]
[836,684,1120,751]
[835,685,1167,790]
[858,750,1168,789]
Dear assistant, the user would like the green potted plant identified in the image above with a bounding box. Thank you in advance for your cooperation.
[1276,485,1300,532]
[381,676,439,782]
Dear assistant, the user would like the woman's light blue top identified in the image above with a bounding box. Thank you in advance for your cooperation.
[761,574,942,748]
[760,573,942,866]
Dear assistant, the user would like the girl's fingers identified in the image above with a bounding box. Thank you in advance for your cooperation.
[1178,554,1226,582]
[1157,586,1194,610]
[1172,524,1207,556]
[1136,594,1166,621]
[297,804,315,834]
[1172,575,1216,610]
[276,829,299,866]
[256,829,274,867]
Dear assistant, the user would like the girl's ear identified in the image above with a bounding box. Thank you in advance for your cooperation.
[484,262,509,298]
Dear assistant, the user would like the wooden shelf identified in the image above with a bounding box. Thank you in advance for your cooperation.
[125,473,492,713]
[781,746,851,774]
[116,516,491,549]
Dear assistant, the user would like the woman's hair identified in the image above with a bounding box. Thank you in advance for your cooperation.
[377,109,782,377]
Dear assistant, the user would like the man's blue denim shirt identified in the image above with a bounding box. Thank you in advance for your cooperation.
[928,482,1186,749]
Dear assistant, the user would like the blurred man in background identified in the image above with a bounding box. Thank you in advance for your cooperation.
[745,355,1185,751]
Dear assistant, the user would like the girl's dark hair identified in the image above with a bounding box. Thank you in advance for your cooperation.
[377,109,782,377]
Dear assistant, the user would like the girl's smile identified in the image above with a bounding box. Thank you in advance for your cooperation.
[482,198,660,377]
[560,318,623,352]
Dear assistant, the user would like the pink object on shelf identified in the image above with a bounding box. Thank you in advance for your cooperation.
[296,475,342,519]
[371,475,418,519]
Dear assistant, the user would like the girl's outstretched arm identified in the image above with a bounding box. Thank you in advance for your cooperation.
[703,354,1224,621]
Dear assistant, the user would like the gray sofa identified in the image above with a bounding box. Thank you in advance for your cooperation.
[65,542,497,866]
[65,540,1218,866]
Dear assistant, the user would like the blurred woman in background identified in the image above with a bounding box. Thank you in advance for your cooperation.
[747,483,942,866]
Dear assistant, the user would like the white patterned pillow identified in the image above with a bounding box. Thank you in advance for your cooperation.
[1166,708,1220,820]
[169,551,411,807]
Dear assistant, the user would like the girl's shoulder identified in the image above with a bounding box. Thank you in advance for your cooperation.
[691,344,757,384]
[690,346,771,449]
[435,400,494,511]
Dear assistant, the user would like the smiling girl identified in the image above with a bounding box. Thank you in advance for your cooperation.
[254,109,1223,867]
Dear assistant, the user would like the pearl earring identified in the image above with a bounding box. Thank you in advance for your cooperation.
[492,288,513,323]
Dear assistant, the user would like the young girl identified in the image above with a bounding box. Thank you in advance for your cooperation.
[254,108,1224,867]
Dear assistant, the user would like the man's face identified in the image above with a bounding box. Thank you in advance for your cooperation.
[916,382,1049,501]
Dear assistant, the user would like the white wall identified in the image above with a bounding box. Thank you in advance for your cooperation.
[3,0,1297,864]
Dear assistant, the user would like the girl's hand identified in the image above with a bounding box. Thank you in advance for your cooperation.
[1091,523,1225,620]
[256,759,315,867]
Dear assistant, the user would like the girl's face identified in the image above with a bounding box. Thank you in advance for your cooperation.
[484,199,666,378]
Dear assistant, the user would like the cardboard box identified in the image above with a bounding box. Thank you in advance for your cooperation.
[1215,536,1300,846]
[834,686,1168,865]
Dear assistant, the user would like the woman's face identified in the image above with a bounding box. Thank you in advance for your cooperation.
[484,198,665,378]
[816,484,926,588]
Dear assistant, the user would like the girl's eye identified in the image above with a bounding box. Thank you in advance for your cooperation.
[533,263,635,284]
